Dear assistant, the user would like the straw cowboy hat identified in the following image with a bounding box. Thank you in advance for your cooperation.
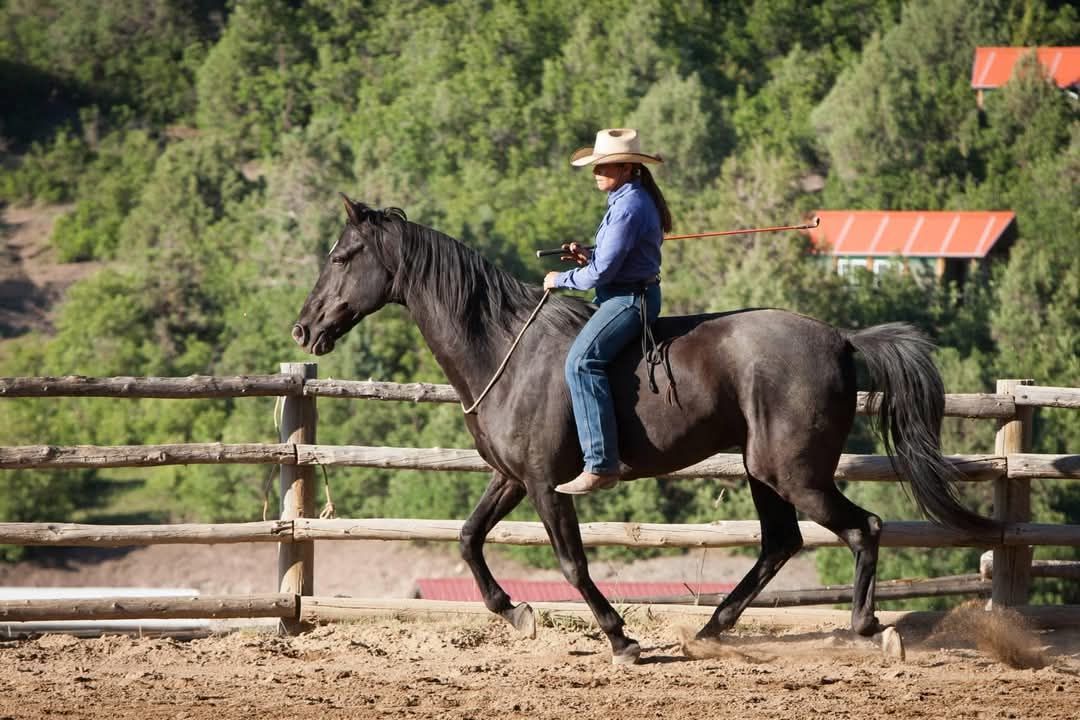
[570,128,663,167]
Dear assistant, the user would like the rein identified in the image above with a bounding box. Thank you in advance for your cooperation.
[461,290,551,414]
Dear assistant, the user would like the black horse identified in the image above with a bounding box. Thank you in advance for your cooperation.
[292,197,994,664]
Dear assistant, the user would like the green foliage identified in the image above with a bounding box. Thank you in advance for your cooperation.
[50,130,163,260]
[0,130,90,204]
[812,0,999,209]
[195,0,313,154]
[1,0,1078,591]
[0,0,214,131]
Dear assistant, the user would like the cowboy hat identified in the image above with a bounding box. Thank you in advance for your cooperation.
[570,128,663,167]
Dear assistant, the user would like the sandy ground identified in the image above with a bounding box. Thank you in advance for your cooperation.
[3,544,1079,719]
[0,610,1078,720]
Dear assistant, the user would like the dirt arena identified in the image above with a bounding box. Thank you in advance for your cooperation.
[0,604,1077,719]
[1,543,1077,718]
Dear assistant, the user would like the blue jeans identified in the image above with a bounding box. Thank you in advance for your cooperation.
[565,284,661,474]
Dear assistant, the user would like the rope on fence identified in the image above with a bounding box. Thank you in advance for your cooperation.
[263,394,287,522]
[318,464,336,519]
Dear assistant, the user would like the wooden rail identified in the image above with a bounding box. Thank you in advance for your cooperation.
[1,518,1076,549]
[0,593,297,622]
[1013,385,1080,409]
[0,521,289,545]
[0,376,1063,410]
[291,518,1079,548]
[0,375,302,398]
[3,444,1074,483]
[616,574,992,606]
[1,444,1075,486]
[0,375,1046,418]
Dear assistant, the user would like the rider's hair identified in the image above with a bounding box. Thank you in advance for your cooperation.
[634,164,672,233]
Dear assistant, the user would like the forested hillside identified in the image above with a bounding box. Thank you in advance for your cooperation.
[1,0,1077,599]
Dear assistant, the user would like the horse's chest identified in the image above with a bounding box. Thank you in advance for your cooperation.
[466,409,560,475]
[464,416,512,468]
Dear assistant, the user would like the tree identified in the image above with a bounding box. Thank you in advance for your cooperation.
[195,0,313,154]
[49,130,163,260]
[0,0,213,128]
[811,0,1004,209]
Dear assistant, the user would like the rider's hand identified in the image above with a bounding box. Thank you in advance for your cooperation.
[560,242,590,266]
[543,271,560,291]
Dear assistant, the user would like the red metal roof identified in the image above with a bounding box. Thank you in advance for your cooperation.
[971,47,1080,89]
[415,578,734,603]
[807,210,1015,258]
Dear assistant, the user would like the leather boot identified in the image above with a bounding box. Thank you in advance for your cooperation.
[555,471,619,495]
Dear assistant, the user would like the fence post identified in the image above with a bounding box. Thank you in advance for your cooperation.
[992,378,1034,608]
[278,361,317,633]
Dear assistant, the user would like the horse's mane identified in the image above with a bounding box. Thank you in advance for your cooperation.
[361,203,593,350]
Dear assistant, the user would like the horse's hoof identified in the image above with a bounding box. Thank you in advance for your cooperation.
[880,626,906,661]
[506,603,536,639]
[612,641,641,665]
[682,629,725,660]
[854,616,884,637]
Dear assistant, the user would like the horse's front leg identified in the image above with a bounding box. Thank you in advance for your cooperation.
[529,481,641,665]
[459,471,534,636]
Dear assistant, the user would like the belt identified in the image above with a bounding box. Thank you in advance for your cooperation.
[604,276,661,294]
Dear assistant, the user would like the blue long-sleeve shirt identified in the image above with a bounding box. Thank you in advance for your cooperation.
[555,180,662,291]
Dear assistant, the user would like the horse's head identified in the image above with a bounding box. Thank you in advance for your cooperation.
[292,194,404,355]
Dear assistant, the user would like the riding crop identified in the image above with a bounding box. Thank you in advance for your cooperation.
[534,217,820,258]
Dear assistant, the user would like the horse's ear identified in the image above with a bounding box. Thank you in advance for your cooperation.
[340,192,361,226]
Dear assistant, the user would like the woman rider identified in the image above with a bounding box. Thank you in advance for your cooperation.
[543,128,672,495]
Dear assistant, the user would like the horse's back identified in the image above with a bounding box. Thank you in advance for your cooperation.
[685,308,853,405]
[611,308,856,475]
[684,308,857,459]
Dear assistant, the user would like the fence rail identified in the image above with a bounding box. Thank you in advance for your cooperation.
[2,518,1075,549]
[0,593,296,622]
[11,375,1080,414]
[2,444,1075,483]
[1,370,1077,629]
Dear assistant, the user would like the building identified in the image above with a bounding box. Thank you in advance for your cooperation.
[806,210,1017,284]
[971,46,1080,107]
[414,577,734,603]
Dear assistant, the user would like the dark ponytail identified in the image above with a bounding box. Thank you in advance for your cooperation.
[636,165,672,233]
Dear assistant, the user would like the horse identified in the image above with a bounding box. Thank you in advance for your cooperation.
[292,196,995,664]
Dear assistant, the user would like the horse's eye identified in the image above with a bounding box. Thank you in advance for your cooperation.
[331,256,346,266]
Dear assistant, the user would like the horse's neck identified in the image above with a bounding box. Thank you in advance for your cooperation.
[402,276,520,404]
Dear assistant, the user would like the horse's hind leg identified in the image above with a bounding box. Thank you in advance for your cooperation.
[459,471,533,635]
[530,482,641,664]
[697,478,804,639]
[790,483,884,636]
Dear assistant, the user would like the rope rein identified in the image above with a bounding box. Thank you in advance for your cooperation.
[462,290,551,414]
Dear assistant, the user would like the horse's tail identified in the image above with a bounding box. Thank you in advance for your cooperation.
[845,323,998,535]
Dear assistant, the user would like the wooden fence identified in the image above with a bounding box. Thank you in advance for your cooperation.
[0,365,1078,631]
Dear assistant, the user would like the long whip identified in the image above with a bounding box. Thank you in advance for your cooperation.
[534,217,820,258]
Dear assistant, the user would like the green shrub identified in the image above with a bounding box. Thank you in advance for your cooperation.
[50,130,163,260]
[0,130,89,204]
